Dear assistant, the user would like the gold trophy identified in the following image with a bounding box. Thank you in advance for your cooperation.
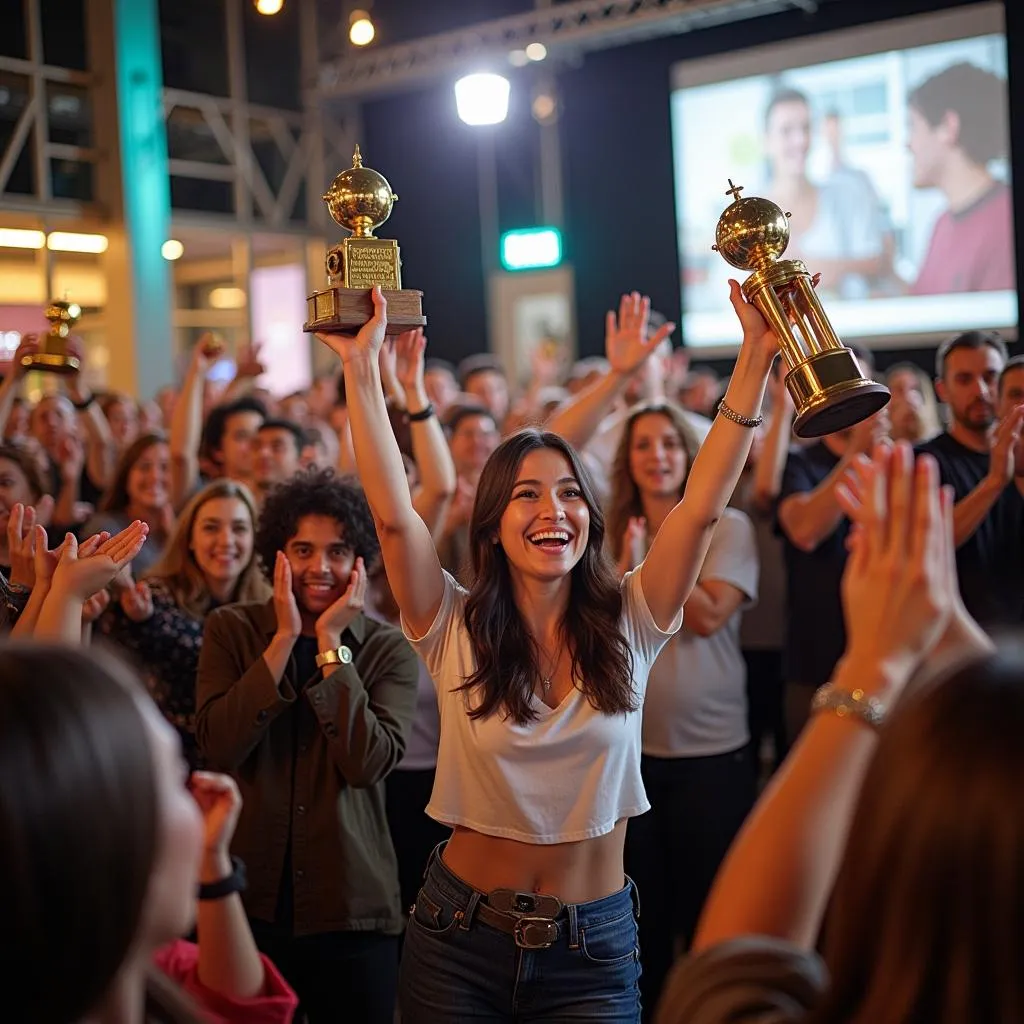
[712,180,889,438]
[21,300,82,374]
[304,146,425,336]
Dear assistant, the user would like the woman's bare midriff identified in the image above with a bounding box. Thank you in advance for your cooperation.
[440,819,629,904]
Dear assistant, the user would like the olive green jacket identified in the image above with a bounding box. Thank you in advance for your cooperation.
[196,599,418,936]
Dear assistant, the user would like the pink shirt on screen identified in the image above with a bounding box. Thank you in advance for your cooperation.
[912,183,1014,295]
[153,939,297,1023]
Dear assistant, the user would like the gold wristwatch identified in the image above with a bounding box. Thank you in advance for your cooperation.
[315,644,353,668]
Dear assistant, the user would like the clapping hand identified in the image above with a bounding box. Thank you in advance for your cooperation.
[315,557,368,648]
[605,292,675,376]
[6,500,56,588]
[394,328,428,398]
[272,551,302,641]
[837,442,956,686]
[49,521,150,602]
[119,576,155,623]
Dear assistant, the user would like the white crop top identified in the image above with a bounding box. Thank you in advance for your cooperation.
[402,567,681,845]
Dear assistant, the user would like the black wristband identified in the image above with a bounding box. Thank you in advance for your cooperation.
[197,855,247,901]
[407,403,435,423]
[70,393,95,411]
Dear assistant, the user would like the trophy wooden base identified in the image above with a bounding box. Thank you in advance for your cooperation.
[303,287,425,336]
[786,349,890,439]
[20,352,81,375]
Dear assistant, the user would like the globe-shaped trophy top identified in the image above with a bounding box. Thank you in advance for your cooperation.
[712,180,791,271]
[322,145,398,238]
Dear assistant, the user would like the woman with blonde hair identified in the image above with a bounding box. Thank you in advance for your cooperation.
[885,362,941,444]
[609,402,760,1017]
[99,479,269,765]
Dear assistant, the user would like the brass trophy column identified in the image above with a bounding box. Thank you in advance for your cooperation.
[712,180,889,438]
[304,146,426,336]
[20,301,83,375]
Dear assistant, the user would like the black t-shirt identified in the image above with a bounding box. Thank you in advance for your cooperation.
[916,432,1024,628]
[776,442,849,688]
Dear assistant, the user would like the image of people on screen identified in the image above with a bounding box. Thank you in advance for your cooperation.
[907,62,1014,296]
[761,89,891,301]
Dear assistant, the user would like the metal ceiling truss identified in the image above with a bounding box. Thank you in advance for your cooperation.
[319,0,826,99]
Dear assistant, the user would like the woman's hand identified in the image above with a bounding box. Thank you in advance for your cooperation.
[617,516,647,576]
[838,442,956,687]
[190,771,243,865]
[316,286,388,365]
[191,332,226,376]
[314,557,368,650]
[605,292,675,376]
[272,551,302,641]
[7,503,40,588]
[82,588,111,625]
[57,433,86,485]
[120,578,155,623]
[49,521,150,601]
[394,327,428,398]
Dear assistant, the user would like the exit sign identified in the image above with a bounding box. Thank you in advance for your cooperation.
[500,227,563,271]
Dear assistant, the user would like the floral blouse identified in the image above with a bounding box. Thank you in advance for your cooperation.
[98,578,213,766]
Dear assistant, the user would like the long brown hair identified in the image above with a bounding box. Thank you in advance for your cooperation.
[809,645,1024,1024]
[461,428,634,724]
[98,432,169,514]
[606,402,701,562]
[0,644,201,1023]
[0,441,47,502]
[146,480,269,617]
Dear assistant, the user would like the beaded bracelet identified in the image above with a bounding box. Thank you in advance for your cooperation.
[717,400,763,429]
[811,684,886,731]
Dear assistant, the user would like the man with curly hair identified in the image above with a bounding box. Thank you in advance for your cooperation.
[195,467,419,1023]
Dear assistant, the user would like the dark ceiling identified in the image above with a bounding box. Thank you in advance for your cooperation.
[315,0,556,60]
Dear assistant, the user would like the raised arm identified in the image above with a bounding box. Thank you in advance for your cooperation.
[0,335,39,437]
[395,328,457,537]
[640,282,774,631]
[65,339,116,490]
[316,288,445,638]
[693,445,991,952]
[171,335,223,510]
[545,292,674,450]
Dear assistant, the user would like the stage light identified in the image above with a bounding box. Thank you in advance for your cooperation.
[455,73,511,126]
[525,42,547,62]
[47,231,108,254]
[162,239,184,261]
[350,10,375,46]
[0,228,46,249]
[255,0,283,14]
[501,227,562,271]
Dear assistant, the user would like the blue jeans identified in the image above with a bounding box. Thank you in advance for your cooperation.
[398,845,642,1022]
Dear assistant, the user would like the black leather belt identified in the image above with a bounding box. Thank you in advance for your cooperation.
[475,888,565,950]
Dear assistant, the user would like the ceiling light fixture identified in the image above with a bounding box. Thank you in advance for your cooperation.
[350,10,375,46]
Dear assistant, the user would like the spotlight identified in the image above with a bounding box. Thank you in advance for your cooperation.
[161,239,184,261]
[255,0,283,14]
[455,73,511,126]
[350,10,375,46]
[525,42,547,62]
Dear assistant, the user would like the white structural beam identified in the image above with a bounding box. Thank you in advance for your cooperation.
[319,0,826,99]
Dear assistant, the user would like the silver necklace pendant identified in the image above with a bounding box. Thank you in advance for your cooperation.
[542,677,552,691]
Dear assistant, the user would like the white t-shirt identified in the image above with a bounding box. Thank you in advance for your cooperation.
[402,567,681,845]
[641,509,759,758]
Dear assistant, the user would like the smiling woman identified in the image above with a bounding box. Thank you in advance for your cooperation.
[324,282,776,1023]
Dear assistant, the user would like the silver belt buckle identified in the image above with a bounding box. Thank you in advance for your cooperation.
[514,916,558,950]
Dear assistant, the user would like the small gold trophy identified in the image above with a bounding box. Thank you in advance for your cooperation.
[712,180,889,438]
[304,146,426,336]
[21,300,82,375]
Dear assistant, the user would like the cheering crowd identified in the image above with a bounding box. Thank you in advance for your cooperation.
[1,274,1022,1023]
